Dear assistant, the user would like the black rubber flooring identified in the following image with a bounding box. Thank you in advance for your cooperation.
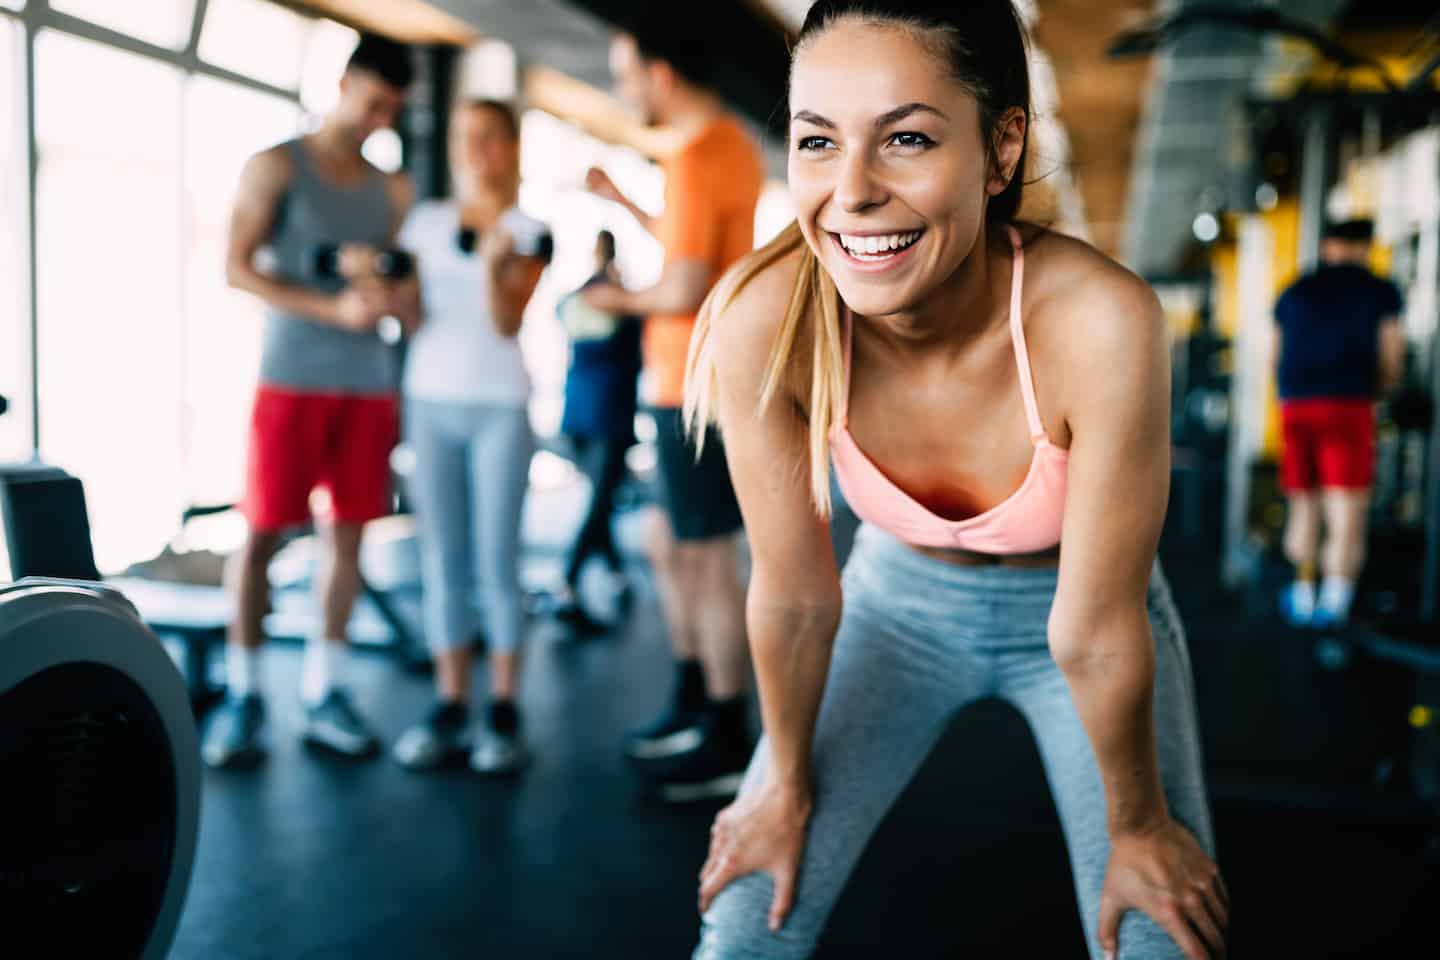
[171,559,1440,958]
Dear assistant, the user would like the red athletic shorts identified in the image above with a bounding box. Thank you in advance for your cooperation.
[242,386,399,532]
[1279,398,1375,492]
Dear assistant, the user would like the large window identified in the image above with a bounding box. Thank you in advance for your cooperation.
[0,16,31,459]
[35,30,185,571]
[11,1,398,569]
[50,0,197,49]
[182,77,299,508]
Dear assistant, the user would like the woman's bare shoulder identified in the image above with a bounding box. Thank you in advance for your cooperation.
[1021,224,1163,359]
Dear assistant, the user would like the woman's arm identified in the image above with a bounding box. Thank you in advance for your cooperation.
[480,225,545,338]
[1048,275,1171,835]
[712,252,841,795]
[695,251,843,929]
[1048,270,1226,960]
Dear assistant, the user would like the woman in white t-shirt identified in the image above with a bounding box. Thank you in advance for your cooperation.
[393,99,550,774]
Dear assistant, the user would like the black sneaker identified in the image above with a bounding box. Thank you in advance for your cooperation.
[650,716,753,804]
[624,699,708,762]
[472,700,529,775]
[202,694,266,769]
[393,701,471,770]
[302,690,380,758]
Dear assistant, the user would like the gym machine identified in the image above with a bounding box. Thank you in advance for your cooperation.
[0,393,201,954]
[0,582,200,956]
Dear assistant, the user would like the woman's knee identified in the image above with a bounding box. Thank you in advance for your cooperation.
[1111,911,1191,960]
[694,876,817,960]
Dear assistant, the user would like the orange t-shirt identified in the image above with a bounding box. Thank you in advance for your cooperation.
[645,116,765,408]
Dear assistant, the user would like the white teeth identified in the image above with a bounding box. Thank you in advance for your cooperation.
[838,231,920,257]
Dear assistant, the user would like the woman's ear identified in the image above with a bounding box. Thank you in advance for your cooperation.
[986,107,1027,196]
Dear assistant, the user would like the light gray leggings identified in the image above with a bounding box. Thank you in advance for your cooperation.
[404,397,533,654]
[696,524,1215,959]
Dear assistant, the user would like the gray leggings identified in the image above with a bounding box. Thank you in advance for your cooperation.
[404,397,533,654]
[696,524,1215,959]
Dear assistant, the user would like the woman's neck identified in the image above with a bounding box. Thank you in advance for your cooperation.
[456,187,516,228]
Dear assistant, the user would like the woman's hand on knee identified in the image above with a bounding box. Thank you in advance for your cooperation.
[1098,818,1228,960]
[698,782,812,932]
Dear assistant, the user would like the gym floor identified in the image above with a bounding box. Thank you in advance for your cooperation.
[172,544,1439,959]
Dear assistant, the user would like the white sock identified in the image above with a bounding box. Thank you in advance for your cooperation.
[1289,580,1316,618]
[226,645,262,698]
[1319,576,1355,620]
[302,638,347,705]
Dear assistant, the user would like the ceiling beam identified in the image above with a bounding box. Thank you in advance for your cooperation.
[285,0,478,44]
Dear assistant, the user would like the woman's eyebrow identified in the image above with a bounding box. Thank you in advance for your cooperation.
[875,102,947,127]
[791,103,948,129]
[791,110,834,128]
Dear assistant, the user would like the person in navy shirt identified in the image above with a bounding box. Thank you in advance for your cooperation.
[1273,218,1406,626]
[552,230,642,628]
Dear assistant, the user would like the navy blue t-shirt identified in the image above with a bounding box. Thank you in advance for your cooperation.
[559,274,642,441]
[1275,264,1402,401]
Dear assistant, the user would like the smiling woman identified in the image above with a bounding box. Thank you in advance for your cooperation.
[681,2,1227,959]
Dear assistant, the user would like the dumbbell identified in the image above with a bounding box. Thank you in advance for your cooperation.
[456,227,554,262]
[311,244,415,281]
[311,245,414,344]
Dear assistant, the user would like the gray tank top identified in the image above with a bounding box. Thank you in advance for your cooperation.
[258,138,397,393]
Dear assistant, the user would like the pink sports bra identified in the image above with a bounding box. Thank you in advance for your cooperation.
[829,223,1069,554]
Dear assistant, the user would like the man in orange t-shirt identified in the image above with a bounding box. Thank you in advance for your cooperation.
[583,29,765,802]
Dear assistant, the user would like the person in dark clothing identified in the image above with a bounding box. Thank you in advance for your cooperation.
[1274,218,1406,627]
[553,231,641,627]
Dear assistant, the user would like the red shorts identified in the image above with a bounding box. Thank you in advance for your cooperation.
[243,386,399,532]
[1279,398,1375,492]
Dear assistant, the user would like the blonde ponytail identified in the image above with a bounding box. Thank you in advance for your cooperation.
[683,221,846,517]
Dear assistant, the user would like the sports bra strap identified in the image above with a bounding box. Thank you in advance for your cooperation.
[1004,224,1047,444]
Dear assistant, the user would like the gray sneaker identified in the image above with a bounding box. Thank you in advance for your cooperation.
[470,729,530,775]
[393,702,471,770]
[202,695,266,769]
[302,690,379,758]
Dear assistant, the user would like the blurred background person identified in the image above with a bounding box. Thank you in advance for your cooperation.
[551,229,642,631]
[1275,218,1406,628]
[205,32,417,769]
[391,98,551,774]
[585,27,766,802]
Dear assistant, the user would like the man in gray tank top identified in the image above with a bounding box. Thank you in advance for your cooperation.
[203,33,419,768]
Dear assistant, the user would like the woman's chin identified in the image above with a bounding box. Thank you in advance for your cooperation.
[832,283,916,319]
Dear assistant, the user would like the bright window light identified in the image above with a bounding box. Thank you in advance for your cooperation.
[50,0,196,49]
[0,16,30,460]
[299,18,358,119]
[35,29,185,571]
[200,0,307,90]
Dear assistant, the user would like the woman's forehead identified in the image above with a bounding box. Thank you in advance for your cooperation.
[790,20,972,120]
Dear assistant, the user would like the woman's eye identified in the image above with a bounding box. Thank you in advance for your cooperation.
[890,132,935,149]
[795,136,833,152]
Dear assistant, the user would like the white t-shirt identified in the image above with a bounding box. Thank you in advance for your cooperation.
[398,200,548,404]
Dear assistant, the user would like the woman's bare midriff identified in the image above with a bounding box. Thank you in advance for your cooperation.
[908,542,1060,568]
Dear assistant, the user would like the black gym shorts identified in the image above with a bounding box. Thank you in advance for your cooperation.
[649,407,743,541]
